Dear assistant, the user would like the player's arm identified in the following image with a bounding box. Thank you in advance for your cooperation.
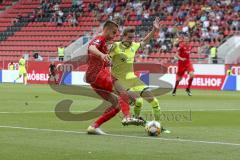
[88,45,111,63]
[18,59,22,66]
[109,43,117,58]
[49,65,51,73]
[140,17,160,47]
[174,52,186,61]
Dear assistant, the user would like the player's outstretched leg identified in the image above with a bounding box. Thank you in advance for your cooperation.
[140,89,170,133]
[140,89,160,121]
[87,85,120,135]
[87,106,120,135]
[14,75,22,84]
[172,78,181,96]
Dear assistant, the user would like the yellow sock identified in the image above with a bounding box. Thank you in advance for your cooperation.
[134,98,143,117]
[150,97,160,121]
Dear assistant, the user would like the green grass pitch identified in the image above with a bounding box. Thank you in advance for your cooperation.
[0,84,240,160]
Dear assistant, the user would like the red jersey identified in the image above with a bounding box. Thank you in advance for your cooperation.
[86,35,109,83]
[178,43,192,67]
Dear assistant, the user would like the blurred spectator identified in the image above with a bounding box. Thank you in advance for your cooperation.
[143,9,150,20]
[53,3,60,12]
[8,62,14,70]
[201,28,211,42]
[33,51,43,61]
[58,44,65,61]
[210,45,218,64]
[70,13,78,27]
[51,11,57,22]
[167,4,174,15]
[56,10,64,26]
[135,3,143,20]
[88,2,95,12]
[41,0,51,13]
[37,8,44,19]
[182,25,189,36]
[30,10,37,22]
[72,0,83,12]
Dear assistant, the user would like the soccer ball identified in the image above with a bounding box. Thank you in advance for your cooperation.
[145,121,161,136]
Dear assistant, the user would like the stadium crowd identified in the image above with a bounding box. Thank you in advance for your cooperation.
[74,0,239,56]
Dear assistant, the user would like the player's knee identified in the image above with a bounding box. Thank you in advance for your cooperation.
[109,95,119,107]
[141,90,154,102]
[115,106,120,112]
[135,98,143,108]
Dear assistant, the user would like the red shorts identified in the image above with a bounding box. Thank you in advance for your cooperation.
[177,63,194,77]
[90,69,115,101]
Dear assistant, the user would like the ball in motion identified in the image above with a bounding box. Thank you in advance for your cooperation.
[145,121,161,136]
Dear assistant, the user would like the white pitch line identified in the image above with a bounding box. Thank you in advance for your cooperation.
[0,125,240,147]
[0,108,240,114]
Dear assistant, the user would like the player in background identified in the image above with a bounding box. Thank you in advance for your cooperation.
[110,18,162,123]
[49,61,57,84]
[14,55,27,85]
[86,20,141,135]
[172,37,194,96]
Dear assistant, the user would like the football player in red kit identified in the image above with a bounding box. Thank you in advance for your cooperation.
[172,38,194,96]
[86,20,141,135]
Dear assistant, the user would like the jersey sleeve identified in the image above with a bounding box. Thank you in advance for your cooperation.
[132,42,141,51]
[178,46,184,54]
[89,37,103,49]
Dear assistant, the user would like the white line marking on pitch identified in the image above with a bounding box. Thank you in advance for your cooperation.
[0,108,240,114]
[0,125,239,147]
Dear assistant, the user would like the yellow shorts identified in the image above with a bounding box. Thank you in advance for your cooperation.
[118,76,147,93]
[19,67,27,75]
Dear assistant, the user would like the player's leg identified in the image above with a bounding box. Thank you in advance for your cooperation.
[133,97,143,118]
[119,77,143,118]
[87,89,120,135]
[87,72,120,135]
[54,75,58,84]
[186,71,194,96]
[114,80,145,126]
[140,89,160,121]
[185,64,194,96]
[51,72,57,84]
[23,72,27,85]
[172,68,185,96]
[118,92,130,118]
[140,89,171,133]
[14,72,22,83]
[128,78,160,121]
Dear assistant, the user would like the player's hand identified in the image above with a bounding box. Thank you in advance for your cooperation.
[101,54,111,63]
[180,58,186,61]
[153,17,160,31]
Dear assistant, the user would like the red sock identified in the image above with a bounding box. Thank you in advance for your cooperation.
[118,95,130,118]
[187,77,193,89]
[174,80,180,90]
[93,107,120,128]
